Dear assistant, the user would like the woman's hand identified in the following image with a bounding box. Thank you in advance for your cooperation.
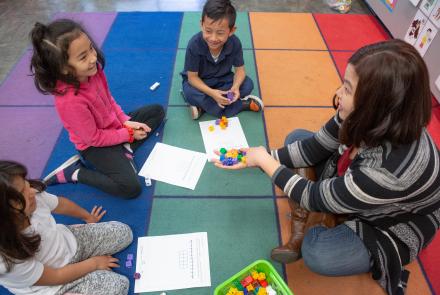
[92,256,120,271]
[83,205,106,223]
[212,146,268,170]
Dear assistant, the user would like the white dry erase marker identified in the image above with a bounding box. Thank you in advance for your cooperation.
[150,82,160,91]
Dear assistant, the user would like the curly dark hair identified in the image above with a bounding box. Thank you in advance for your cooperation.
[29,19,105,95]
[339,39,431,147]
[202,0,236,29]
[0,161,45,272]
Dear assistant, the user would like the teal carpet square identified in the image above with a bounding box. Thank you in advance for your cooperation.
[155,107,272,197]
[143,198,282,295]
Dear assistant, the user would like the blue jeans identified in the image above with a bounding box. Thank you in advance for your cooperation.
[182,75,254,118]
[285,129,371,276]
[301,225,371,276]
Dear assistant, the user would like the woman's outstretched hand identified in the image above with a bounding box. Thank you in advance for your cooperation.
[212,146,267,170]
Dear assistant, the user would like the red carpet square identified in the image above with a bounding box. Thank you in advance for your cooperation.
[314,14,390,51]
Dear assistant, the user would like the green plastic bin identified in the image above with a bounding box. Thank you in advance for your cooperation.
[214,259,294,295]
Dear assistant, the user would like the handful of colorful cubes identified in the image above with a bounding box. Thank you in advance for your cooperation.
[226,270,277,295]
[219,147,247,166]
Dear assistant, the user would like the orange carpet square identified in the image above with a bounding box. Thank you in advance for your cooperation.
[256,50,341,106]
[264,107,335,149]
[249,12,326,50]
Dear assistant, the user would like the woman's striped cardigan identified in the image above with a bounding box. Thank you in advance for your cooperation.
[271,114,440,295]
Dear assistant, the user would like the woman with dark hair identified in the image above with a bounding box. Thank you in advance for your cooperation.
[0,161,133,295]
[214,39,440,295]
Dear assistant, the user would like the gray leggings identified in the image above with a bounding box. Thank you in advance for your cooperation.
[55,221,133,295]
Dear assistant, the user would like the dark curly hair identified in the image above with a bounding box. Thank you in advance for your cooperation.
[338,39,431,147]
[0,161,45,272]
[29,19,105,95]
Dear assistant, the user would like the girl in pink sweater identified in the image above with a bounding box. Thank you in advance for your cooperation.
[30,19,165,198]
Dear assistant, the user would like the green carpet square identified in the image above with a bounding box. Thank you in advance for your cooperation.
[179,12,253,49]
[143,198,282,295]
[156,107,272,196]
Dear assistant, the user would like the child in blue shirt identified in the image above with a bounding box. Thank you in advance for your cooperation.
[181,0,263,120]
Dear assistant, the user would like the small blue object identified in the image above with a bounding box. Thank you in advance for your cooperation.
[220,154,225,161]
[125,260,132,268]
[127,254,134,260]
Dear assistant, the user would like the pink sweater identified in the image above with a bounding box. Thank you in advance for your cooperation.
[54,68,130,150]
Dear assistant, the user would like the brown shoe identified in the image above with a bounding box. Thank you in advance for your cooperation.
[270,167,315,263]
[271,199,309,263]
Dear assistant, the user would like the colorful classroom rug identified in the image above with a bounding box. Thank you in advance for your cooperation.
[0,11,439,295]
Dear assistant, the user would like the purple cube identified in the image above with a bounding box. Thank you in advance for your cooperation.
[227,91,234,101]
[127,254,134,261]
[125,260,132,268]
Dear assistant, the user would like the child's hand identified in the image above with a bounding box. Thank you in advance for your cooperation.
[124,121,152,133]
[229,87,240,103]
[84,205,106,223]
[91,256,120,271]
[211,89,231,107]
[133,128,148,140]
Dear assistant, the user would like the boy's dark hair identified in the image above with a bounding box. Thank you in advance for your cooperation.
[339,39,431,147]
[30,19,105,95]
[202,0,236,29]
[0,161,46,272]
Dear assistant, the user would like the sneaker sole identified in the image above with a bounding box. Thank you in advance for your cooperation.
[242,95,264,109]
[43,154,81,183]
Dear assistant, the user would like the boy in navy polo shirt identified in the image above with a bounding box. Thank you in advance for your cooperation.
[181,0,263,120]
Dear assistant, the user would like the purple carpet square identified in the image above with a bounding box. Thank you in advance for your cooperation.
[0,51,53,106]
[54,12,117,47]
[0,13,116,106]
[0,107,63,178]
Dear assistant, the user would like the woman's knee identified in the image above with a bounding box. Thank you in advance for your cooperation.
[301,227,334,275]
[284,129,314,146]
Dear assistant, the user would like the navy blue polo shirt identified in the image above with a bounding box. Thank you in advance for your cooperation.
[181,32,244,83]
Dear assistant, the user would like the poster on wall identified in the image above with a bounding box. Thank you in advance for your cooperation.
[415,20,438,56]
[429,1,440,27]
[420,0,438,16]
[381,0,398,12]
[404,10,428,44]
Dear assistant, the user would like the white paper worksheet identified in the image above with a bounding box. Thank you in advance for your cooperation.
[134,232,211,293]
[138,142,207,190]
[199,117,249,161]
